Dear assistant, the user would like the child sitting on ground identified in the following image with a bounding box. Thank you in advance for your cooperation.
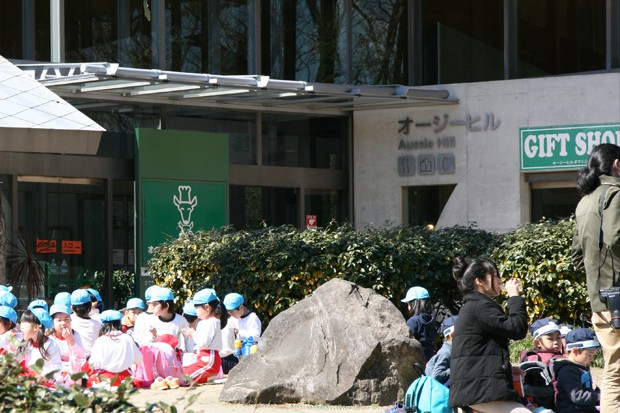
[553,328,600,412]
[0,306,18,353]
[182,288,223,384]
[18,308,62,381]
[70,289,101,356]
[121,297,145,342]
[425,315,457,386]
[141,287,191,352]
[88,310,142,388]
[401,286,436,361]
[520,317,564,364]
[48,304,86,384]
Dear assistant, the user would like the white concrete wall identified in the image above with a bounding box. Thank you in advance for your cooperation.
[353,73,620,232]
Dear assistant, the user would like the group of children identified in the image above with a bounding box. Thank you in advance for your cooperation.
[402,285,600,412]
[0,283,262,389]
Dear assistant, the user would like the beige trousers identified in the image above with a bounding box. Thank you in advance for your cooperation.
[592,311,620,413]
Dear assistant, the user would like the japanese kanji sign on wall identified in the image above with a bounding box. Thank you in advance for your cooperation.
[520,123,620,171]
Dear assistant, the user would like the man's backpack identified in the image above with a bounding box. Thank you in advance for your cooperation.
[404,375,452,413]
[514,360,556,410]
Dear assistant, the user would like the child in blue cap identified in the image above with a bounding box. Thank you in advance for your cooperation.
[401,286,436,361]
[17,308,62,381]
[425,315,457,385]
[69,289,102,355]
[553,328,600,412]
[520,317,564,364]
[0,305,18,354]
[182,288,223,384]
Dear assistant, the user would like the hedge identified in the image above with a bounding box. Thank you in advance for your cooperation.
[147,217,590,327]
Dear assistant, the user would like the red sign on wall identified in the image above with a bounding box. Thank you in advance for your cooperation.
[62,240,82,255]
[36,239,57,254]
[306,215,317,229]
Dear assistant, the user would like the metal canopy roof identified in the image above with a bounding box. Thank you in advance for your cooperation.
[15,62,458,116]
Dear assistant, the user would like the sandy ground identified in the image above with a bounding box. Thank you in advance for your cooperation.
[129,382,386,413]
[129,369,604,413]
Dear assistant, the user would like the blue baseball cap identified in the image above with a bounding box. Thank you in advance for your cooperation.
[441,315,458,337]
[71,289,91,305]
[145,285,162,302]
[149,287,174,302]
[28,299,49,312]
[0,291,18,308]
[401,286,430,302]
[192,288,219,305]
[183,301,197,316]
[30,308,53,329]
[100,310,123,322]
[223,293,244,311]
[86,288,102,302]
[54,292,72,309]
[0,285,13,292]
[126,298,146,310]
[0,306,17,324]
[566,328,600,350]
[530,318,560,339]
[49,304,71,317]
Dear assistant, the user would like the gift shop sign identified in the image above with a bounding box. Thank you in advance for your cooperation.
[520,123,620,171]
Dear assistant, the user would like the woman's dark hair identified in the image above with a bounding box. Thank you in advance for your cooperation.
[452,256,498,295]
[20,310,50,360]
[72,302,92,318]
[407,298,433,317]
[0,316,15,332]
[99,320,122,336]
[576,143,620,196]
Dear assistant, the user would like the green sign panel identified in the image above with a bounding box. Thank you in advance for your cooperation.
[135,129,229,295]
[520,123,620,171]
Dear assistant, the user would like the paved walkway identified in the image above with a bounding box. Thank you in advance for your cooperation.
[129,383,385,413]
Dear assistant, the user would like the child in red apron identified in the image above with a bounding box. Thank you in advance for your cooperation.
[88,310,142,388]
[182,288,222,384]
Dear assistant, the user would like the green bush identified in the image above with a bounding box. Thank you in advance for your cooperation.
[147,217,590,327]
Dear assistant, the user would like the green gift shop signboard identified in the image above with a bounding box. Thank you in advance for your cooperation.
[135,129,229,295]
[520,123,620,171]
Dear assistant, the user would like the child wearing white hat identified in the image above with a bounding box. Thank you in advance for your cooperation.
[401,286,436,360]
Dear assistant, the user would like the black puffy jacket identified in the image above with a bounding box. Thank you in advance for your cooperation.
[449,292,528,407]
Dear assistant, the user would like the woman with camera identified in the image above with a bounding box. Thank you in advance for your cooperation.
[573,143,620,412]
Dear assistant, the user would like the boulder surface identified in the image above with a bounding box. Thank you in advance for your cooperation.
[219,278,424,405]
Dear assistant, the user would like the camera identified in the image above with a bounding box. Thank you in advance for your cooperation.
[600,287,620,329]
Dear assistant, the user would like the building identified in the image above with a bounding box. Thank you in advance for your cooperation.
[0,1,615,299]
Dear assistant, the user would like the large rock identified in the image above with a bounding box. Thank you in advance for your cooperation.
[219,278,424,405]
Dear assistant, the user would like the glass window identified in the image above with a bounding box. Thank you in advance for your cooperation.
[517,0,605,77]
[351,0,408,85]
[266,0,347,83]
[113,180,134,273]
[165,108,257,165]
[0,0,50,61]
[305,189,348,227]
[421,0,504,84]
[230,185,298,229]
[405,184,456,227]
[65,0,152,68]
[17,180,105,297]
[530,187,579,222]
[262,114,347,169]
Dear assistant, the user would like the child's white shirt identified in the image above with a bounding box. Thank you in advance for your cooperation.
[22,338,63,378]
[194,318,222,351]
[132,312,154,346]
[0,330,12,352]
[70,314,101,355]
[236,312,262,342]
[143,313,191,351]
[220,322,235,357]
[49,330,86,361]
[89,331,142,373]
